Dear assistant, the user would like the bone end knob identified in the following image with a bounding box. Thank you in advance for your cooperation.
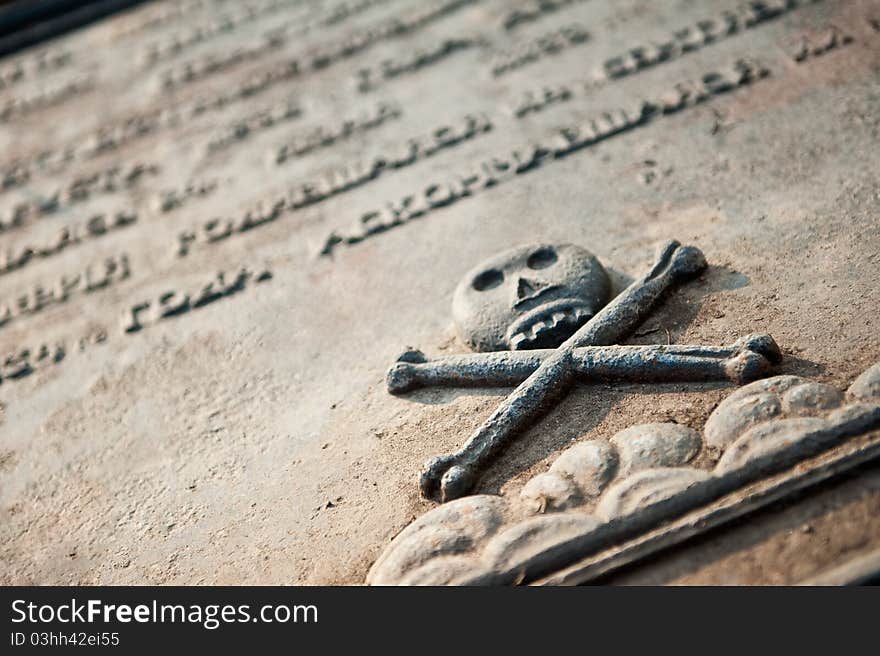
[735,333,782,364]
[439,464,476,503]
[669,243,708,278]
[420,453,476,501]
[724,350,774,385]
[386,349,428,394]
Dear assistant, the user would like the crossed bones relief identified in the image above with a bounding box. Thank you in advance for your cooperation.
[387,240,782,503]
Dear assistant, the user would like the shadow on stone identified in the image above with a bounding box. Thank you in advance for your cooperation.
[476,382,732,497]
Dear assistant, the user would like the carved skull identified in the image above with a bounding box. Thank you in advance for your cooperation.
[453,243,612,352]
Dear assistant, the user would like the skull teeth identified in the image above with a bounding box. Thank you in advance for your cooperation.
[510,305,592,349]
[529,320,548,339]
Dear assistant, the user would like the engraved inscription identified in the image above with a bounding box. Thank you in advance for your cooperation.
[140,0,310,66]
[0,71,299,190]
[0,255,131,331]
[322,0,398,27]
[356,37,483,92]
[595,0,822,83]
[121,266,273,334]
[119,0,236,37]
[490,24,589,78]
[1,341,66,383]
[0,48,71,90]
[512,84,574,118]
[0,163,159,233]
[0,327,107,387]
[321,59,768,255]
[153,180,219,214]
[179,112,493,256]
[205,97,301,153]
[0,76,93,123]
[502,0,590,32]
[510,0,821,120]
[788,26,854,62]
[0,212,137,277]
[159,29,294,90]
[272,101,400,164]
[160,0,482,91]
[307,0,482,72]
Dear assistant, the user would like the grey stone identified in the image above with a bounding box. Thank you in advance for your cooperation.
[704,376,808,449]
[452,242,611,353]
[848,362,880,402]
[550,439,619,497]
[397,556,490,586]
[715,403,880,475]
[781,382,843,415]
[713,375,808,402]
[706,376,848,450]
[827,402,880,426]
[519,472,580,513]
[610,422,702,475]
[596,467,711,521]
[715,417,829,474]
[705,392,783,449]
[388,338,780,394]
[482,513,601,574]
[366,495,506,585]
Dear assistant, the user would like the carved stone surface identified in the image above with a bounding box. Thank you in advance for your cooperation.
[369,365,880,585]
[610,423,702,473]
[452,242,611,352]
[520,439,617,512]
[1,0,878,585]
[406,241,785,503]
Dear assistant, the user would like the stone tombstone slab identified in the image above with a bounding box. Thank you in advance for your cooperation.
[0,0,878,585]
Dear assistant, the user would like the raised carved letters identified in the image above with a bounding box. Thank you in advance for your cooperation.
[205,98,301,153]
[597,0,823,82]
[0,76,93,123]
[0,212,137,276]
[273,102,400,165]
[153,180,218,214]
[121,265,273,334]
[0,163,158,233]
[491,24,589,77]
[502,0,590,32]
[321,59,768,255]
[788,26,854,62]
[140,0,310,66]
[0,255,131,331]
[512,84,574,118]
[179,112,492,257]
[357,37,483,91]
[159,0,482,91]
[0,48,71,90]
[0,327,107,387]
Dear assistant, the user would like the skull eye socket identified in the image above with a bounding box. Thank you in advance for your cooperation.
[527,247,558,269]
[472,268,504,291]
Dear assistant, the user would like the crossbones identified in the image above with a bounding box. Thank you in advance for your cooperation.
[388,240,782,502]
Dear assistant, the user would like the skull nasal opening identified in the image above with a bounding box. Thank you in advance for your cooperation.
[516,277,546,300]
